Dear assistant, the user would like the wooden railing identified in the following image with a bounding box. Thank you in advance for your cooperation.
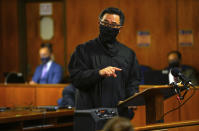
[135,120,199,131]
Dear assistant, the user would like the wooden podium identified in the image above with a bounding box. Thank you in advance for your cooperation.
[118,85,180,124]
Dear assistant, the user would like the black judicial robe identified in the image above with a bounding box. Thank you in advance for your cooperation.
[68,38,141,109]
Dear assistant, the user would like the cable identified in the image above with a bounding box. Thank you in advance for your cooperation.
[160,85,196,121]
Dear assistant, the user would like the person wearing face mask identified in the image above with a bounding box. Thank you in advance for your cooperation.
[68,7,141,119]
[165,50,198,85]
[29,43,63,84]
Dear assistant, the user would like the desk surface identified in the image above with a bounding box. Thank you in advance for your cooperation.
[0,108,74,131]
[0,108,74,124]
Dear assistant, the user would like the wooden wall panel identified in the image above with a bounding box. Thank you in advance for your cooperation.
[35,87,64,106]
[66,0,178,71]
[0,0,19,82]
[3,86,35,107]
[119,0,177,69]
[1,0,199,82]
[178,0,199,72]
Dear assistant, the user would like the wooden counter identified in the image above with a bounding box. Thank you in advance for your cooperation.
[0,84,69,107]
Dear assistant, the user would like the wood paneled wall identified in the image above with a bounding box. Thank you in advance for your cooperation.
[66,0,199,72]
[0,0,199,82]
[0,0,20,82]
[119,0,178,69]
[178,0,199,70]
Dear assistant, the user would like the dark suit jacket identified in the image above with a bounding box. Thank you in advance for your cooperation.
[32,61,63,84]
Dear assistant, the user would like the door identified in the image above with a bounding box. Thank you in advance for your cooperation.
[25,1,66,81]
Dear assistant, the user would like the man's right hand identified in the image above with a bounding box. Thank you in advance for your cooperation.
[99,66,122,78]
[29,80,37,85]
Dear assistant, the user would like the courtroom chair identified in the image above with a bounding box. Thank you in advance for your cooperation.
[57,84,76,107]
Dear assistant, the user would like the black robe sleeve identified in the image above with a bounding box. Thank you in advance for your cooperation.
[68,45,102,90]
[125,52,141,98]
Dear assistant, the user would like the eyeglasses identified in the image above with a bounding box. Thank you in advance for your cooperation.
[99,20,123,29]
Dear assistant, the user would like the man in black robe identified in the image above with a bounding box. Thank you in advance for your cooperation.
[68,7,141,118]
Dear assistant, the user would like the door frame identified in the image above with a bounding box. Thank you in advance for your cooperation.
[18,0,67,81]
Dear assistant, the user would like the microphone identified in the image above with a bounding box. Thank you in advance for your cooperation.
[171,68,193,87]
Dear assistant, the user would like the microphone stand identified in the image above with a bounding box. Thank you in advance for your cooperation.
[170,82,182,103]
[179,79,195,100]
[171,78,194,102]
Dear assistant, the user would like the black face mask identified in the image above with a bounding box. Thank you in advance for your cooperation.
[41,56,50,64]
[169,60,180,68]
[99,24,119,44]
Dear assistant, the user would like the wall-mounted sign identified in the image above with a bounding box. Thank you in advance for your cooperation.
[179,30,193,47]
[137,31,151,47]
[39,3,53,16]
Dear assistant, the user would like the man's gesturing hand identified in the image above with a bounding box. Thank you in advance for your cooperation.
[99,66,122,78]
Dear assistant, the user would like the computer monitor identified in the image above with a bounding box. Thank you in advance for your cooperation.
[4,72,25,84]
[143,70,169,85]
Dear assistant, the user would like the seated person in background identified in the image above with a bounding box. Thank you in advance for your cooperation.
[165,50,198,85]
[30,43,63,84]
[103,117,134,131]
[57,84,76,107]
